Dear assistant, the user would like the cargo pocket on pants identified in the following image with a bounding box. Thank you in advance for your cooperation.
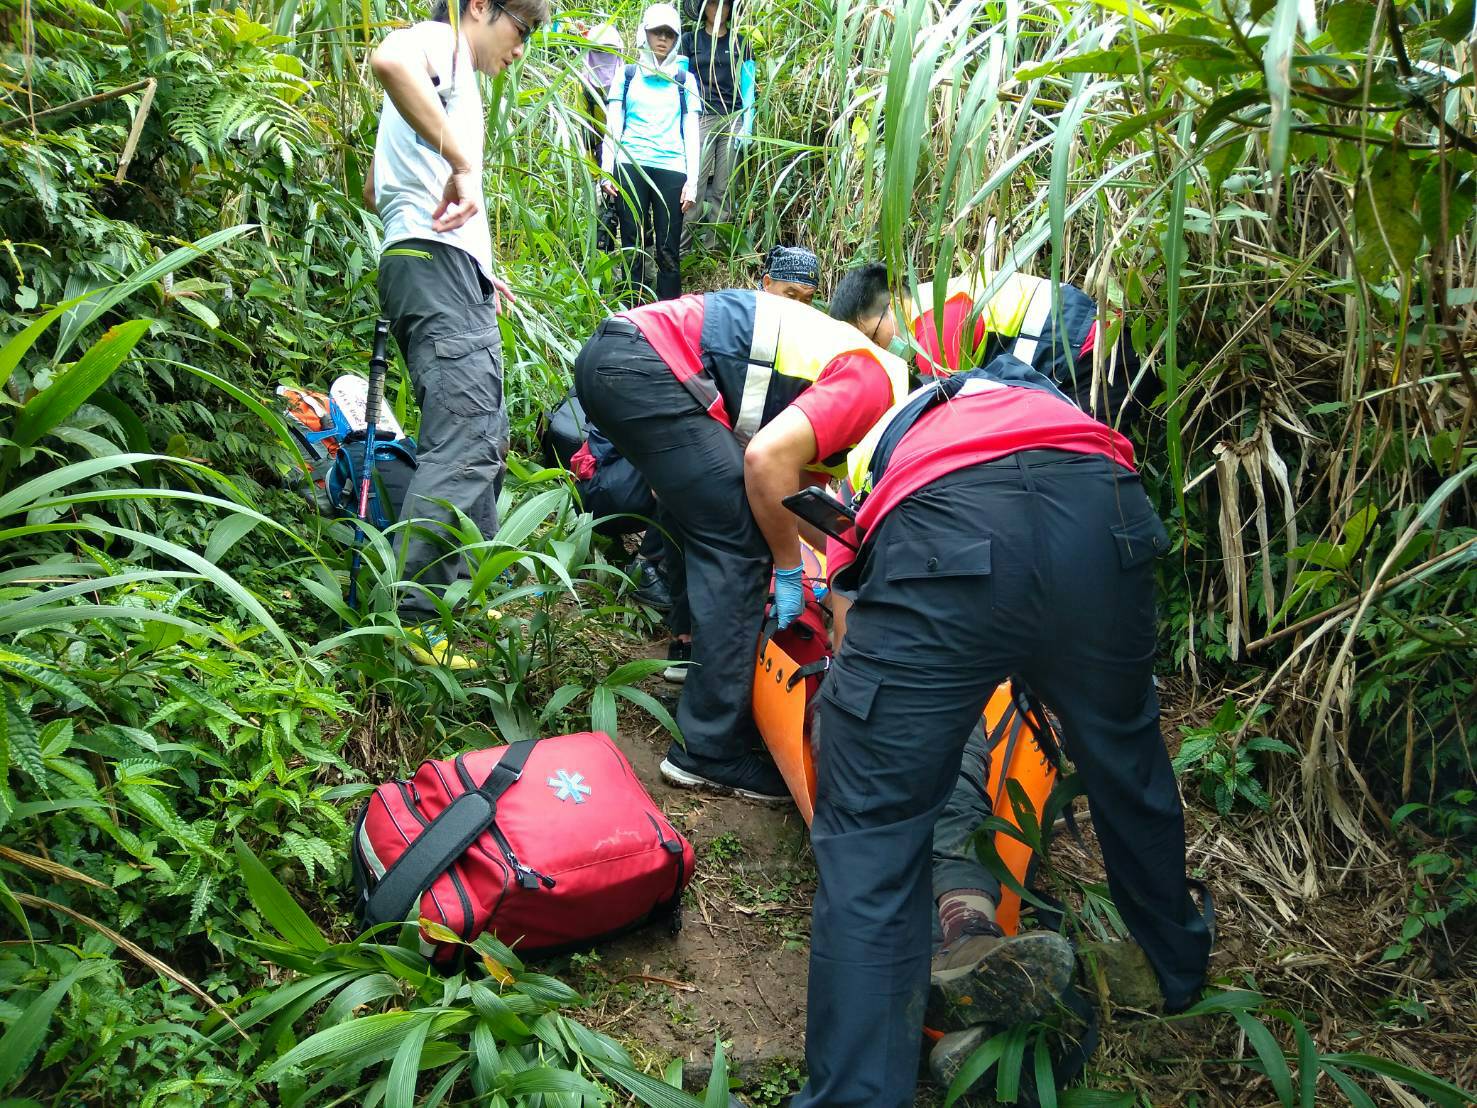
[432,326,503,418]
[816,661,884,816]
[1110,512,1170,570]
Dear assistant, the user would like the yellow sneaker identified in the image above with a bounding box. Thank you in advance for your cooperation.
[406,627,479,671]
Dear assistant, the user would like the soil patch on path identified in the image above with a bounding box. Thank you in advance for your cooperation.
[567,691,816,1101]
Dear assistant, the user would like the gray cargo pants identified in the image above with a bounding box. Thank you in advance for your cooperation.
[378,240,509,619]
[930,718,1000,947]
[682,110,740,251]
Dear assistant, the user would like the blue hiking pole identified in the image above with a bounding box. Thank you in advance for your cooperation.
[347,318,391,611]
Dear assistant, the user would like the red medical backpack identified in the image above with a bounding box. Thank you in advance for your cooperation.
[352,732,694,966]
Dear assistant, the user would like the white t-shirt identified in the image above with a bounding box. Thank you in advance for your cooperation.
[372,21,493,281]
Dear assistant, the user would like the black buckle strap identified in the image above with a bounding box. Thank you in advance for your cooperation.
[785,657,831,692]
[361,739,539,928]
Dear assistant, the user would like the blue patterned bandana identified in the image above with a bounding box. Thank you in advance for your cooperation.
[765,246,820,288]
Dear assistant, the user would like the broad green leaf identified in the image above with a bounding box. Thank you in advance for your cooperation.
[1180,989,1264,1016]
[234,837,327,952]
[173,295,220,330]
[0,961,107,1088]
[423,1060,468,1108]
[613,686,682,743]
[1321,1065,1377,1108]
[497,1067,602,1099]
[468,982,531,1039]
[1233,1010,1295,1105]
[384,1013,433,1108]
[995,1022,1028,1102]
[1019,46,1141,78]
[590,685,617,739]
[591,1059,705,1108]
[1034,1025,1057,1108]
[1417,168,1476,247]
[11,320,153,448]
[204,514,263,564]
[261,1009,450,1080]
[602,657,673,687]
[1339,505,1379,556]
[2,690,44,782]
[703,1036,729,1108]
[1324,0,1376,52]
[1322,1052,1475,1105]
[1262,0,1300,175]
[226,970,360,1042]
[471,1021,501,1091]
[1267,1009,1318,1107]
[1435,0,1476,43]
[945,1027,1008,1106]
[1355,145,1424,279]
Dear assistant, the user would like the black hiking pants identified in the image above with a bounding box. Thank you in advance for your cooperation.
[616,163,685,302]
[793,451,1211,1108]
[573,318,767,769]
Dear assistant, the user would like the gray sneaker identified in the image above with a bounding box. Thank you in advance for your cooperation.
[928,1024,993,1097]
[658,751,790,804]
[927,926,1075,1031]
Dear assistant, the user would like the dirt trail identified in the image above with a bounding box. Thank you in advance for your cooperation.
[579,695,816,1096]
[554,644,1477,1106]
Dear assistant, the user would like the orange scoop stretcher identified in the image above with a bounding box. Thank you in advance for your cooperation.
[753,544,1060,936]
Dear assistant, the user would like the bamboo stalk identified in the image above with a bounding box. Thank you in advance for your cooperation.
[1245,536,1477,653]
[113,78,157,184]
[0,78,153,132]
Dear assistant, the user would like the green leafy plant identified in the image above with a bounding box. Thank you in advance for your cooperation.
[227,840,734,1107]
[1173,699,1296,815]
[1380,793,1477,964]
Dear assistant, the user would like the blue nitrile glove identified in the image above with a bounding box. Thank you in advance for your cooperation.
[774,565,805,630]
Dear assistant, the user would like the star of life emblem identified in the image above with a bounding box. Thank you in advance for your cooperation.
[547,769,591,804]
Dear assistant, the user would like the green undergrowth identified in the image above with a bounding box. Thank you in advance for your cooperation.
[1,0,1474,1103]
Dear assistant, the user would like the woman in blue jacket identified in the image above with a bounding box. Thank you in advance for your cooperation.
[600,3,702,300]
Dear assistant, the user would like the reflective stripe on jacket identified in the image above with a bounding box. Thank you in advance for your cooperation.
[909,272,1098,387]
[693,290,909,457]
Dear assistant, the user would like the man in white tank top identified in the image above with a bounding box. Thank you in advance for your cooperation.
[365,0,547,666]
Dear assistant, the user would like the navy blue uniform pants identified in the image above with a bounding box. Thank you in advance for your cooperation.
[793,451,1211,1108]
[573,319,767,767]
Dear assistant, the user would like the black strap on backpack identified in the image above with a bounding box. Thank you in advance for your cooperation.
[360,739,539,927]
[622,62,688,141]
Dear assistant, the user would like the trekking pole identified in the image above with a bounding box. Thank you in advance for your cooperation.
[347,318,391,611]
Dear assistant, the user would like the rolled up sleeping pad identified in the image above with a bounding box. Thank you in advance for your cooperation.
[752,545,1060,936]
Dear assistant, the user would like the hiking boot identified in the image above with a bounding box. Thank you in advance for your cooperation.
[926,923,1075,1032]
[658,750,789,803]
[662,638,692,683]
[928,1024,994,1096]
[405,627,478,671]
[629,558,672,611]
[1076,938,1164,1012]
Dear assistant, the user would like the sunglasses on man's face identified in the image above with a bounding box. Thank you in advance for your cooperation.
[495,3,533,44]
[648,27,678,39]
